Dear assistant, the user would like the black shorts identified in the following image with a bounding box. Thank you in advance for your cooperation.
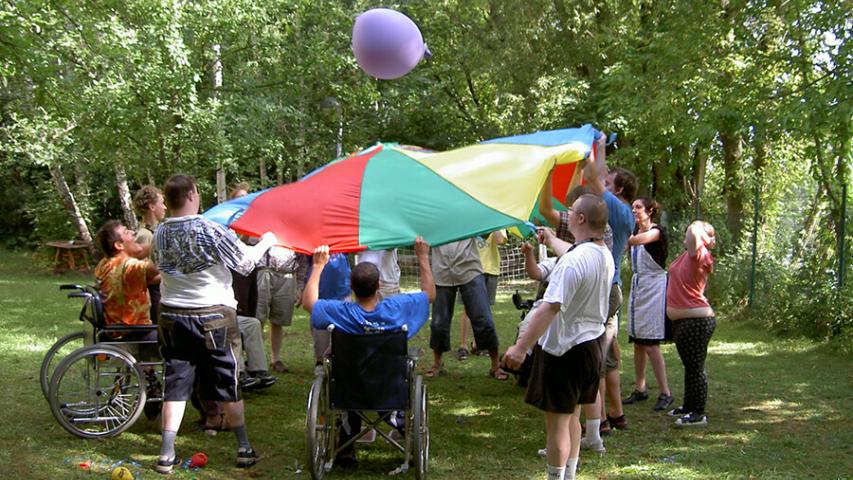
[524,336,603,414]
[158,304,243,402]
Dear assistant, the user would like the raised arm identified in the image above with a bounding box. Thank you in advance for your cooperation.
[538,227,572,257]
[628,228,661,246]
[584,132,608,196]
[537,173,561,228]
[521,242,543,281]
[301,245,330,314]
[414,236,436,302]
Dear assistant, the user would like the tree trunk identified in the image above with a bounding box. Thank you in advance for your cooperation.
[259,156,267,188]
[692,141,709,219]
[49,165,93,252]
[213,44,226,203]
[115,164,137,231]
[721,131,745,244]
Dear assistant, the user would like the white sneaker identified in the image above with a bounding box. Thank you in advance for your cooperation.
[580,437,606,453]
[537,447,547,458]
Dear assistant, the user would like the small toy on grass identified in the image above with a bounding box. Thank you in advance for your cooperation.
[111,466,134,480]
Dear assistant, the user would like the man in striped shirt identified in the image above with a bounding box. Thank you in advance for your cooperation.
[151,174,277,474]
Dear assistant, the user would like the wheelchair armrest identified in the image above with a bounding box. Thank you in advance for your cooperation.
[60,284,84,291]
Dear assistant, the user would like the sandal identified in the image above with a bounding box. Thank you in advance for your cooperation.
[270,361,290,373]
[489,367,509,381]
[425,365,446,378]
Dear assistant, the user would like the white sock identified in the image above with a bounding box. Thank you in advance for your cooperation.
[546,464,566,480]
[586,419,602,444]
[566,457,579,480]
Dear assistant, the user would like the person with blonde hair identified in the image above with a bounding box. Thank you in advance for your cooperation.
[666,221,717,427]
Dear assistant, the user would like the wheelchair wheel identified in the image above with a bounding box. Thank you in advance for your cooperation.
[412,375,429,480]
[40,330,86,400]
[48,345,146,439]
[306,371,334,480]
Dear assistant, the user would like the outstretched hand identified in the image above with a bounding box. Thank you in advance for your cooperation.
[312,245,330,267]
[414,236,430,257]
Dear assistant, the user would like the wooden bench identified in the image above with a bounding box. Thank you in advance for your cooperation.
[45,240,93,271]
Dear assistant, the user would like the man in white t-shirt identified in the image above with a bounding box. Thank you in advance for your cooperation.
[503,194,614,480]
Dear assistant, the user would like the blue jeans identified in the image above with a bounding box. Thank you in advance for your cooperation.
[430,274,498,353]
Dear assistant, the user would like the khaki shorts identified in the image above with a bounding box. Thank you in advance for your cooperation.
[256,269,297,326]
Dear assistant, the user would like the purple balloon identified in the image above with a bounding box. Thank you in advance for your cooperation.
[352,8,429,80]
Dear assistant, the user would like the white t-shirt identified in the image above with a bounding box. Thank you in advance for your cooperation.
[538,242,614,356]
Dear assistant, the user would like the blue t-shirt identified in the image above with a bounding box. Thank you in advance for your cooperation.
[604,190,635,285]
[311,292,430,339]
[305,253,351,299]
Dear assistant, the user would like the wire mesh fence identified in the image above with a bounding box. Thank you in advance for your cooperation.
[397,235,540,294]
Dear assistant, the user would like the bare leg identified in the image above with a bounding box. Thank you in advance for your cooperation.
[606,369,624,418]
[544,411,572,470]
[646,345,671,395]
[458,310,470,349]
[161,400,186,433]
[634,344,648,392]
[270,324,283,364]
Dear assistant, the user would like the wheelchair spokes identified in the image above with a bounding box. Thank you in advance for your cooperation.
[48,345,146,439]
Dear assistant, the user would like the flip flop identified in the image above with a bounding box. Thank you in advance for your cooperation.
[489,367,509,381]
[425,365,446,378]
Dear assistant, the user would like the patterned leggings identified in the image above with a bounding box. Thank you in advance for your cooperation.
[672,317,716,414]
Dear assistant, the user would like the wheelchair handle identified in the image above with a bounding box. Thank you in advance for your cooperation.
[60,284,84,291]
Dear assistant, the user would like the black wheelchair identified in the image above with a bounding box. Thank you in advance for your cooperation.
[41,284,163,439]
[306,325,428,479]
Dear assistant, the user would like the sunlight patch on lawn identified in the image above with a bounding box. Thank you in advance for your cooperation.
[740,399,824,422]
[447,405,498,417]
[709,341,770,356]
[616,463,701,478]
[0,332,55,353]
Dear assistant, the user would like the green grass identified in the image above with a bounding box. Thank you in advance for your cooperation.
[0,249,850,479]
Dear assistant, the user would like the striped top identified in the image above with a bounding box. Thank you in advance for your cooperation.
[152,215,253,309]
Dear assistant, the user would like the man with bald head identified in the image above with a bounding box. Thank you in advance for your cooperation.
[503,193,615,480]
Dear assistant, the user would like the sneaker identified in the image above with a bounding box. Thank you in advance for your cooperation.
[236,448,259,468]
[239,372,261,391]
[580,437,606,454]
[668,406,690,417]
[607,414,628,430]
[537,447,547,458]
[249,370,278,389]
[654,394,675,411]
[622,389,649,404]
[675,412,707,427]
[456,347,469,361]
[154,456,181,475]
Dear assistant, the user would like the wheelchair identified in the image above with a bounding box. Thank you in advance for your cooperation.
[42,284,163,439]
[306,325,428,479]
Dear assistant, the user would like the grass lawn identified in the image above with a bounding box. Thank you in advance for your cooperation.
[1,249,850,479]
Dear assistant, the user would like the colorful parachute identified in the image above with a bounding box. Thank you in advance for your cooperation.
[204,125,600,253]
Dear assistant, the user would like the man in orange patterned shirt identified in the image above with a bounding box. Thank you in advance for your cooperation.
[94,220,160,334]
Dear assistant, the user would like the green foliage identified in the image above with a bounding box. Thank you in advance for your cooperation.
[0,0,849,343]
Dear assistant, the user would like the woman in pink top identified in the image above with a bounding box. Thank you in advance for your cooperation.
[665,221,716,427]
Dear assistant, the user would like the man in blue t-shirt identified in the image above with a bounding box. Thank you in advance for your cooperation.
[585,132,637,435]
[302,236,435,469]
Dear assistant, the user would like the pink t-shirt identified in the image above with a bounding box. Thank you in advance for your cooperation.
[666,245,714,308]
